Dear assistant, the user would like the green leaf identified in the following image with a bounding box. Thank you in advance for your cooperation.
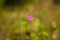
[30,33,40,40]
[32,19,40,27]
[20,20,27,29]
[43,31,49,37]
[37,24,44,32]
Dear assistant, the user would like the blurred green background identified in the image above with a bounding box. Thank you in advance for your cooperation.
[0,0,60,40]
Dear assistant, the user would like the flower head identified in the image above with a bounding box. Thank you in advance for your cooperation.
[28,15,33,21]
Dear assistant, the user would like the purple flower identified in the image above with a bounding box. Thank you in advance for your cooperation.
[28,15,33,21]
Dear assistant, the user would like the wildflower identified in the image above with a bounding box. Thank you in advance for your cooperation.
[28,15,33,21]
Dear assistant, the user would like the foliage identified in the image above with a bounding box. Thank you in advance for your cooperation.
[0,0,59,40]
